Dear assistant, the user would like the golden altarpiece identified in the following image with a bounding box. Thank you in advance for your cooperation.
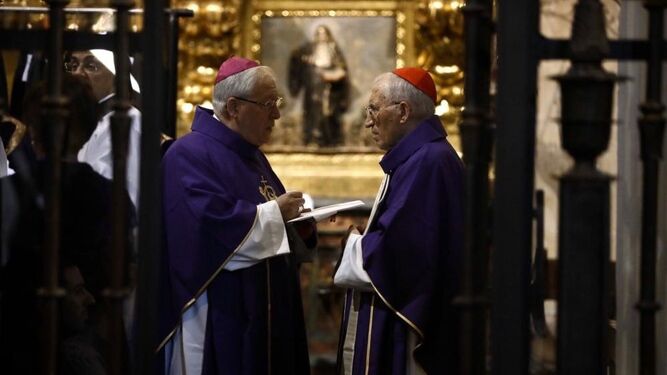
[0,0,464,197]
[170,0,464,199]
[0,0,465,365]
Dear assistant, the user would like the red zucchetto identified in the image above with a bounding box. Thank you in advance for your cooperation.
[392,67,437,104]
[215,56,260,84]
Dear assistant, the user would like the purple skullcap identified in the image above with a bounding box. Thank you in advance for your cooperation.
[215,56,260,84]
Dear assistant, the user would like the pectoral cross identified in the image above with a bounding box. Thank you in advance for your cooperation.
[259,176,278,202]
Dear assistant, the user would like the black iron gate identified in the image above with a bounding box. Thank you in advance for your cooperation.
[461,0,665,373]
[0,2,192,374]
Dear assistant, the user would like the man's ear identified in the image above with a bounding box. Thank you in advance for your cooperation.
[225,97,239,118]
[399,101,411,124]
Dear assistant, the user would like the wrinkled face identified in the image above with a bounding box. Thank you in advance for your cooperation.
[61,266,95,333]
[235,75,281,146]
[364,85,404,151]
[65,51,115,101]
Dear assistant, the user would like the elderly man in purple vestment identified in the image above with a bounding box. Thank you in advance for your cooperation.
[158,56,314,375]
[333,67,464,374]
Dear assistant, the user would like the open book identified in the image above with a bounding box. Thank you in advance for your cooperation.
[287,200,365,223]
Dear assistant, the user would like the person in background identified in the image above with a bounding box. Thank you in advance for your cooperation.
[159,56,315,375]
[333,67,464,374]
[58,261,106,375]
[64,49,141,209]
[0,75,133,375]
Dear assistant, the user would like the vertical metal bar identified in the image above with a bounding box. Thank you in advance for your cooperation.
[106,0,134,374]
[0,54,6,250]
[554,1,617,373]
[491,0,538,372]
[0,53,8,113]
[39,0,69,374]
[557,170,611,375]
[133,0,165,373]
[456,0,493,374]
[530,190,548,336]
[165,12,179,138]
[636,3,666,375]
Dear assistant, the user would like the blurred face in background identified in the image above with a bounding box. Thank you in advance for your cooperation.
[22,75,98,159]
[65,51,114,101]
[314,25,332,43]
[61,265,96,334]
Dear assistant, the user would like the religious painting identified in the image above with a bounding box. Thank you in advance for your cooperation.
[238,1,417,200]
[243,3,413,153]
[260,16,394,151]
[240,1,416,199]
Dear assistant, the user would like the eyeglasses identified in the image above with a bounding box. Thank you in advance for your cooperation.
[363,102,401,119]
[64,59,102,74]
[234,96,284,110]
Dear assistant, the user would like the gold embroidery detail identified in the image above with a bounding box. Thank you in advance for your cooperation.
[369,283,428,374]
[370,280,424,339]
[259,175,278,201]
[156,210,260,352]
[365,295,375,375]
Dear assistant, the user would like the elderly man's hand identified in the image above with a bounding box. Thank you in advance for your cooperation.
[277,191,306,221]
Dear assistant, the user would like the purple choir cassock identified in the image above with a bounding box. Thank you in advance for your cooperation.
[158,106,310,375]
[335,115,464,374]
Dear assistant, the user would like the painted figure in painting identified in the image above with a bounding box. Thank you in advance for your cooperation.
[289,24,350,147]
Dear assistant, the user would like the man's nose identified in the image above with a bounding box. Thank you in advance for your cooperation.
[364,114,374,128]
[69,64,88,78]
[271,106,280,120]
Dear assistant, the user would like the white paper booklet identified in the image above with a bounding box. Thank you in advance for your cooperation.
[287,200,365,223]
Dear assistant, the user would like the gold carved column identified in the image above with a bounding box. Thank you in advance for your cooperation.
[415,0,464,149]
[173,0,241,134]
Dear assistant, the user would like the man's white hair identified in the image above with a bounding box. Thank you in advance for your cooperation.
[373,72,435,122]
[212,66,276,119]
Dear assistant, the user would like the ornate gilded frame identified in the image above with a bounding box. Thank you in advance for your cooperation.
[240,0,417,199]
[241,1,416,68]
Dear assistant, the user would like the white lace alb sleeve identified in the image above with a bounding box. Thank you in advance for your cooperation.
[333,232,373,291]
[224,199,289,271]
